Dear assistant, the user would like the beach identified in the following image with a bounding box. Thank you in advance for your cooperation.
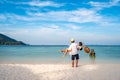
[0,45,120,80]
[0,63,120,80]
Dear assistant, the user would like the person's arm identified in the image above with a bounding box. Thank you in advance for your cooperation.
[68,45,72,52]
[77,45,83,50]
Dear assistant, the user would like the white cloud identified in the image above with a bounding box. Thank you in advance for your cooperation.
[62,24,82,30]
[26,8,103,23]
[49,25,60,29]
[1,13,39,22]
[70,25,81,30]
[0,7,116,28]
[1,27,70,45]
[2,26,120,45]
[6,0,64,8]
[1,5,119,29]
[0,14,6,21]
[1,8,103,24]
[0,0,120,45]
[88,0,120,9]
[110,0,120,6]
[26,1,64,7]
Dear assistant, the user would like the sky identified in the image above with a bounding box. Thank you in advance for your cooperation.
[0,0,120,45]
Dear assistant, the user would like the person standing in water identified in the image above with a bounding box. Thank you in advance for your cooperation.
[68,38,80,67]
[89,49,96,64]
[60,42,83,57]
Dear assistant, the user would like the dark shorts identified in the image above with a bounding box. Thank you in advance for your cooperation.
[71,54,79,60]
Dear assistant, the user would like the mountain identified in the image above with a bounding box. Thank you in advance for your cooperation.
[0,33,26,45]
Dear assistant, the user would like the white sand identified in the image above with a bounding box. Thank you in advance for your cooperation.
[0,63,120,80]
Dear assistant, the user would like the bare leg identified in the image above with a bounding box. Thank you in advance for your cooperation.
[60,50,65,52]
[76,60,78,67]
[92,60,95,64]
[62,50,67,57]
[60,48,68,57]
[72,60,74,67]
[63,53,67,57]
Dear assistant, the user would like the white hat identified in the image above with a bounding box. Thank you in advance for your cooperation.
[71,38,75,41]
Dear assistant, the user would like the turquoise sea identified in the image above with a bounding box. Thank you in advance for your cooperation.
[0,45,120,64]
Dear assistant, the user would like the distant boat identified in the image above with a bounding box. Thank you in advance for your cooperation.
[0,33,27,45]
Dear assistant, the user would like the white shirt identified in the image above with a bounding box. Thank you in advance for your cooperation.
[77,46,82,50]
[68,43,78,55]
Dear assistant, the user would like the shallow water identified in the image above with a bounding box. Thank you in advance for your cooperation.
[0,45,120,64]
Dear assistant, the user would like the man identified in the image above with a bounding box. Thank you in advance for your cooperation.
[68,38,79,67]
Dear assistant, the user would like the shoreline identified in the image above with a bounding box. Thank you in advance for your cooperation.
[0,63,120,80]
[0,60,120,64]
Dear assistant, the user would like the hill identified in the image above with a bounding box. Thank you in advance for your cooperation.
[0,33,26,45]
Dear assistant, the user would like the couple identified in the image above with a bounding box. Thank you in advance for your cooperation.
[61,38,83,67]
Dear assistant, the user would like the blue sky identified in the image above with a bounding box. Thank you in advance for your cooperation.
[0,0,120,45]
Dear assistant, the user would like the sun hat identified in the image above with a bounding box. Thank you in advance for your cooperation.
[84,46,90,53]
[71,38,75,41]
